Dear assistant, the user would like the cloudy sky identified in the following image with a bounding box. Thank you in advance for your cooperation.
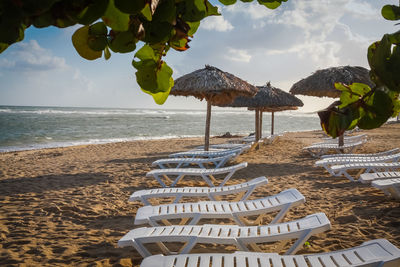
[0,0,398,112]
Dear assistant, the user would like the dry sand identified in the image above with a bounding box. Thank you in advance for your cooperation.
[0,123,399,266]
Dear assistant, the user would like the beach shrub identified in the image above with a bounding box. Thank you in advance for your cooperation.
[319,3,400,137]
[0,0,286,104]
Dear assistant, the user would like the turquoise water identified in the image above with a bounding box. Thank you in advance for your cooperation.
[0,106,321,152]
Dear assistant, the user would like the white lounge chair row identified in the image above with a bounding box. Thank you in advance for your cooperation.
[304,140,366,158]
[119,213,330,257]
[146,162,248,187]
[130,176,268,205]
[140,239,400,267]
[134,189,306,227]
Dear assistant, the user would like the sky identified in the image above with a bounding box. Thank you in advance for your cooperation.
[0,0,398,112]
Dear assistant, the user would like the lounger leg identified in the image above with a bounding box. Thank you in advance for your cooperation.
[171,174,185,187]
[201,174,215,187]
[271,203,292,224]
[240,186,255,201]
[140,196,153,206]
[285,229,313,255]
[155,242,172,255]
[220,170,236,187]
[179,237,198,254]
[232,191,246,202]
[236,239,262,252]
[231,214,248,226]
[187,214,201,225]
[341,170,355,182]
[172,194,183,204]
[153,174,167,187]
[132,240,153,257]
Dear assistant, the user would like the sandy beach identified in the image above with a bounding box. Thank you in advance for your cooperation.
[1,123,400,266]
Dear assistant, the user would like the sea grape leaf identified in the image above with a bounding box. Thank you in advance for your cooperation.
[114,0,145,14]
[156,62,173,93]
[388,31,400,44]
[205,1,220,16]
[136,64,158,91]
[181,0,209,22]
[219,0,237,6]
[143,21,173,44]
[134,45,157,62]
[187,21,200,36]
[170,37,189,51]
[102,0,130,31]
[141,3,153,21]
[32,11,55,28]
[240,0,254,2]
[153,0,176,23]
[368,35,400,91]
[72,25,102,60]
[87,22,108,51]
[0,43,9,53]
[0,1,23,44]
[336,82,371,108]
[108,31,136,53]
[104,46,111,60]
[20,0,58,16]
[381,5,400,21]
[358,90,393,129]
[257,0,285,9]
[78,0,109,25]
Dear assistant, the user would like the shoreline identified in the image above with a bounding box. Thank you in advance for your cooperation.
[1,124,399,266]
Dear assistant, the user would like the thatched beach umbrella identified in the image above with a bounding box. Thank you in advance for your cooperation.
[290,65,374,145]
[221,83,303,142]
[170,65,258,150]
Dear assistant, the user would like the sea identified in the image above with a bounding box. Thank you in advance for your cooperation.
[0,106,321,153]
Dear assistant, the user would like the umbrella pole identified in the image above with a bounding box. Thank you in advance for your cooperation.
[271,111,275,135]
[255,109,260,142]
[259,111,263,139]
[205,101,212,151]
[338,134,344,152]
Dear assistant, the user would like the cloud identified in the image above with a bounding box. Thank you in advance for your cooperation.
[225,48,252,62]
[200,15,234,32]
[0,40,67,72]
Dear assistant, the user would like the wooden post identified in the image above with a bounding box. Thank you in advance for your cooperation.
[259,110,263,139]
[255,109,260,142]
[271,111,275,135]
[204,101,212,151]
[339,134,344,146]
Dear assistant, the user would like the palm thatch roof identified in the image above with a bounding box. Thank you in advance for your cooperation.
[219,83,304,112]
[170,65,258,105]
[289,66,374,98]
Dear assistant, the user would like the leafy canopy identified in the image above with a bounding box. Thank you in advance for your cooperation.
[0,0,287,104]
[318,3,400,137]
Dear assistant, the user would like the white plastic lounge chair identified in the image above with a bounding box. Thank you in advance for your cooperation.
[372,178,400,199]
[320,148,400,159]
[140,239,400,267]
[134,188,305,227]
[146,162,248,188]
[129,176,268,205]
[320,134,368,144]
[359,171,400,184]
[315,153,400,175]
[119,213,330,257]
[152,154,236,169]
[169,146,248,159]
[304,140,365,158]
[196,143,251,151]
[330,162,400,182]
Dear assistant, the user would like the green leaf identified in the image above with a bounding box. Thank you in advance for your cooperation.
[32,11,55,28]
[77,0,109,25]
[187,21,200,36]
[102,0,130,31]
[240,0,254,2]
[381,5,400,21]
[0,43,9,53]
[205,1,220,16]
[72,26,102,60]
[143,21,173,44]
[181,0,208,22]
[134,45,157,62]
[141,3,153,21]
[87,22,108,51]
[257,0,284,9]
[153,0,176,23]
[219,0,237,6]
[108,31,136,53]
[104,46,111,60]
[114,0,145,14]
[358,90,393,129]
[0,1,24,44]
[156,62,173,92]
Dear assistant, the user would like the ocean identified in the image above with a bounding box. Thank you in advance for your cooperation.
[0,106,321,152]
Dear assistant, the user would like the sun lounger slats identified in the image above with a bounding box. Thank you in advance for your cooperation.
[359,171,400,184]
[330,162,400,182]
[134,189,305,227]
[169,147,248,159]
[146,162,248,187]
[372,178,400,199]
[304,140,366,158]
[139,239,400,267]
[152,154,236,169]
[119,213,330,257]
[315,153,400,175]
[320,148,399,159]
